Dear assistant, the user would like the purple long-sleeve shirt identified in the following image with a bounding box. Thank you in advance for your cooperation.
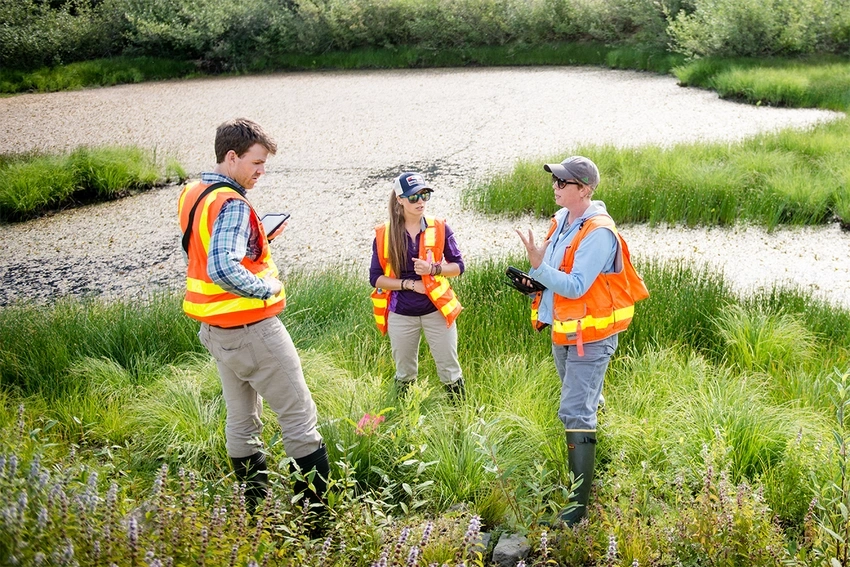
[369,219,465,317]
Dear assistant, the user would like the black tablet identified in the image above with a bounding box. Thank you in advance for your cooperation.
[261,212,291,236]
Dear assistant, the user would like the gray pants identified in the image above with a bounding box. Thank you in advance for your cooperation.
[553,334,618,431]
[199,317,323,459]
[387,310,462,385]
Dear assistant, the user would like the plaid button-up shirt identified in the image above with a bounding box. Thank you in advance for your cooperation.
[201,172,273,300]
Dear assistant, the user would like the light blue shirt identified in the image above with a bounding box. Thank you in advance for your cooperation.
[527,201,618,326]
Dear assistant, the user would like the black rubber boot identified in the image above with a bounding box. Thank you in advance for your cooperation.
[444,377,465,402]
[291,444,330,506]
[560,431,597,526]
[230,452,269,515]
[395,379,412,399]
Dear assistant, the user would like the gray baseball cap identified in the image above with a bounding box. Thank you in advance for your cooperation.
[544,156,600,189]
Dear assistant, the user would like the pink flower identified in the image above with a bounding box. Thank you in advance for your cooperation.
[355,413,385,436]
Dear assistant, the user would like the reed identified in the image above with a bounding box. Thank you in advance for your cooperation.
[466,116,850,228]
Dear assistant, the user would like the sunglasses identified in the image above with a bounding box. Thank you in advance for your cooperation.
[406,191,432,203]
[551,175,581,189]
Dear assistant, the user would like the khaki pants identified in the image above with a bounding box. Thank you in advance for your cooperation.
[199,317,323,459]
[387,310,462,385]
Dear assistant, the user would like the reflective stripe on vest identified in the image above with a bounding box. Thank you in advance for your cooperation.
[178,181,286,327]
[551,304,635,336]
[370,224,394,335]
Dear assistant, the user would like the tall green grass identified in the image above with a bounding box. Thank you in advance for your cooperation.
[465,116,850,228]
[1,260,850,562]
[250,43,684,75]
[0,146,185,220]
[0,293,202,397]
[674,56,850,111]
[0,56,198,95]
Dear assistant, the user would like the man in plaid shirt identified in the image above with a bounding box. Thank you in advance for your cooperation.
[179,118,329,519]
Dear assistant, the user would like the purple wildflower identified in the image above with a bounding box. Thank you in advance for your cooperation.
[419,520,434,548]
[36,506,48,532]
[456,515,481,563]
[318,537,332,567]
[127,516,139,564]
[391,527,410,565]
[605,533,618,566]
[8,454,18,478]
[29,454,41,481]
[406,546,420,567]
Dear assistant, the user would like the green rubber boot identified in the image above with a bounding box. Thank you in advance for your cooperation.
[560,431,597,526]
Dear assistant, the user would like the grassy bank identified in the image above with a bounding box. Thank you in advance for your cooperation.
[0,146,185,221]
[674,55,850,111]
[0,43,684,95]
[2,260,850,564]
[0,56,199,95]
[465,114,850,228]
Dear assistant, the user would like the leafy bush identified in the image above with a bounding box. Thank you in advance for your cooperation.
[0,0,120,70]
[2,0,679,74]
[120,0,299,71]
[667,0,850,57]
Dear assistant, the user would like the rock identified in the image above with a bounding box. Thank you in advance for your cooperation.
[491,532,530,567]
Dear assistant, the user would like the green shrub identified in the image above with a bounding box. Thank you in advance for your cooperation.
[667,0,850,57]
[0,0,120,70]
[1,0,680,75]
[121,0,299,70]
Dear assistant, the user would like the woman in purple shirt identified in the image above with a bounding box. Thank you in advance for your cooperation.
[369,172,466,400]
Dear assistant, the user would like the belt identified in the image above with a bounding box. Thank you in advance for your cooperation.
[208,319,266,330]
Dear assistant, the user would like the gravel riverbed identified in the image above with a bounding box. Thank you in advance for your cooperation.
[0,67,847,307]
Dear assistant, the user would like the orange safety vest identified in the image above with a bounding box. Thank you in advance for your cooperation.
[178,181,285,327]
[531,214,648,352]
[371,217,463,335]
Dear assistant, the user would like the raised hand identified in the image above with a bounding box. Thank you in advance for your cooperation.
[515,229,551,269]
